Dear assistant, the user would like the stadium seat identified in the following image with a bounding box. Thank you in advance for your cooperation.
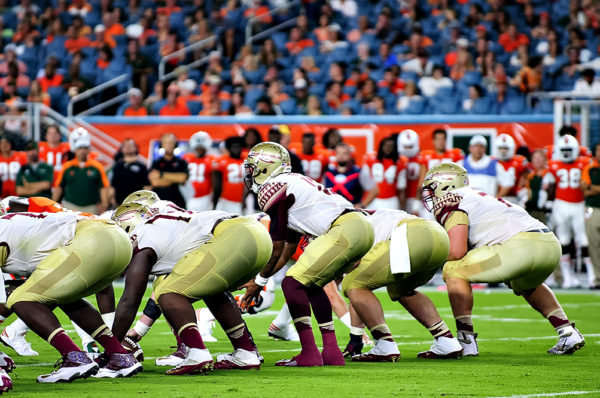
[308,84,325,97]
[430,97,459,114]
[467,97,494,115]
[244,87,265,108]
[186,101,203,115]
[279,99,298,115]
[500,96,528,115]
[534,97,554,114]
[402,97,427,115]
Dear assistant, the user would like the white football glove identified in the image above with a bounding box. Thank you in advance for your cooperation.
[537,190,548,209]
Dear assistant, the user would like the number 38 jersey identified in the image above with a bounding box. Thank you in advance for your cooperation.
[0,212,79,276]
[257,173,353,238]
[543,158,589,203]
[133,210,231,275]
[436,187,546,248]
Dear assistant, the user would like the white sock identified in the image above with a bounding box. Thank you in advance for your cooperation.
[133,320,151,338]
[583,257,596,286]
[339,312,352,329]
[72,322,93,346]
[101,312,115,329]
[350,326,364,336]
[272,303,293,328]
[560,256,574,286]
[6,318,29,336]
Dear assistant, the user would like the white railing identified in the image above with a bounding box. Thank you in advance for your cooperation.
[245,1,300,45]
[67,73,130,117]
[158,35,218,81]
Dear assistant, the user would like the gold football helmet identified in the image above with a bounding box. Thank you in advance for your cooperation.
[112,203,153,234]
[122,190,160,206]
[244,142,292,193]
[422,162,469,212]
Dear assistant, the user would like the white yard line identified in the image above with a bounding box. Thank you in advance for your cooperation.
[489,391,600,398]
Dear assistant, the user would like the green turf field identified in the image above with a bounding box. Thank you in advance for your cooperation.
[4,287,600,398]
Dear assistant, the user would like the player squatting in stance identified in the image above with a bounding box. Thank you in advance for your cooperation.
[241,142,374,367]
[0,208,142,386]
[422,162,585,355]
[341,208,463,361]
[111,203,272,374]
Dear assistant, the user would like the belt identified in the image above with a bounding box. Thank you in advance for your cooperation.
[211,215,238,234]
[526,228,550,233]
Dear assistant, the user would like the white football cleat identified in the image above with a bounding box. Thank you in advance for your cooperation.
[215,349,261,370]
[0,369,12,393]
[37,351,99,383]
[196,308,218,343]
[165,348,214,375]
[351,339,401,362]
[457,331,479,357]
[155,344,189,367]
[93,353,143,378]
[1,327,38,356]
[0,352,15,372]
[548,324,585,355]
[268,323,300,342]
[417,337,463,359]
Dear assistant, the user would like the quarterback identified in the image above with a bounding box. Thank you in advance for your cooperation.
[241,142,374,367]
[423,162,585,356]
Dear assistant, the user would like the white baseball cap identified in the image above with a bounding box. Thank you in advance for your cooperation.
[469,135,487,147]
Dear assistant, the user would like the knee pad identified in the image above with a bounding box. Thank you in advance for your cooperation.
[142,298,162,321]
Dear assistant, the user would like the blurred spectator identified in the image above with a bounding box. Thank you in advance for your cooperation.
[12,17,39,45]
[450,46,474,80]
[157,13,184,72]
[346,15,374,43]
[378,66,405,94]
[68,0,93,17]
[199,97,227,116]
[159,84,191,116]
[2,101,26,142]
[525,149,549,223]
[320,24,349,53]
[0,136,25,197]
[1,81,21,105]
[97,45,114,70]
[258,38,280,68]
[0,46,26,76]
[573,69,600,96]
[266,80,289,106]
[111,138,150,204]
[39,124,69,180]
[402,49,434,77]
[148,133,188,208]
[286,27,315,55]
[582,143,600,289]
[331,0,357,18]
[418,65,453,96]
[13,0,39,20]
[213,136,245,214]
[357,78,376,104]
[53,132,110,214]
[306,95,323,116]
[27,80,51,107]
[367,95,387,115]
[495,74,509,105]
[290,131,328,181]
[37,62,64,92]
[498,23,530,53]
[127,39,154,96]
[123,88,149,116]
[543,39,561,67]
[462,84,484,112]
[328,61,346,85]
[325,81,350,110]
[562,46,582,79]
[293,78,309,113]
[199,74,230,110]
[0,61,30,89]
[397,80,422,112]
[512,56,543,93]
[228,86,253,116]
[103,11,125,44]
[255,95,278,115]
[243,127,262,152]
[144,80,165,112]
[15,141,53,198]
[323,142,378,207]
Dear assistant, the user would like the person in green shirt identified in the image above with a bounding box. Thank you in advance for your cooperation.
[15,141,53,198]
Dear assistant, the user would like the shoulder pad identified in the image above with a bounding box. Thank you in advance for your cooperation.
[434,192,463,225]
[258,181,288,212]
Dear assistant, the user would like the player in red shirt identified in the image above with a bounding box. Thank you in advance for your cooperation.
[290,132,329,182]
[418,128,464,186]
[213,136,245,214]
[38,125,70,182]
[541,135,594,288]
[0,136,26,198]
[544,125,592,161]
[397,129,423,215]
[493,134,529,205]
[362,136,406,209]
[183,131,214,211]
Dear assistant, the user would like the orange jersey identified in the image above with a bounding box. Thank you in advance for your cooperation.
[544,144,592,160]
[0,152,26,197]
[38,142,70,180]
[362,154,407,199]
[419,148,464,170]
[215,155,245,203]
[293,151,328,181]
[546,157,590,203]
[183,153,214,198]
[405,155,422,199]
[497,155,528,196]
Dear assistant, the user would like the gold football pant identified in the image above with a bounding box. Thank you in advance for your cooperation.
[287,211,375,288]
[7,220,132,309]
[154,216,272,301]
[342,218,449,300]
[443,231,561,294]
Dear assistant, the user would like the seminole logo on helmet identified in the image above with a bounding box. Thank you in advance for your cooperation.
[421,162,469,213]
[122,190,160,206]
[244,142,292,193]
[112,203,153,234]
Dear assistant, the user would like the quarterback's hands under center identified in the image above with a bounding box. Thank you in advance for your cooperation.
[240,280,262,309]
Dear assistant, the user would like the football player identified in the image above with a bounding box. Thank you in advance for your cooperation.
[290,132,328,182]
[241,142,374,367]
[541,135,595,288]
[423,162,585,356]
[111,204,272,374]
[183,131,215,211]
[213,136,245,214]
[417,128,464,188]
[397,129,423,215]
[362,136,407,210]
[493,134,529,204]
[38,124,69,182]
[0,210,140,383]
[0,136,26,198]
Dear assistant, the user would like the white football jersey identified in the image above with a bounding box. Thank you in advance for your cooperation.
[151,200,189,214]
[439,187,546,248]
[133,210,231,275]
[0,212,78,276]
[367,208,416,244]
[258,173,353,237]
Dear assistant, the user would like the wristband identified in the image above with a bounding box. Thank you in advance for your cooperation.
[254,274,269,287]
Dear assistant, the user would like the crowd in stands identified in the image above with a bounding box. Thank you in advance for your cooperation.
[0,0,598,119]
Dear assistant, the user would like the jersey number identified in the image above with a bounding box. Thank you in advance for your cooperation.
[300,175,334,195]
[407,162,420,180]
[46,151,63,171]
[556,168,581,189]
[371,164,396,184]
[0,161,20,181]
[301,159,323,180]
[227,164,244,184]
[188,163,206,183]
[477,191,512,207]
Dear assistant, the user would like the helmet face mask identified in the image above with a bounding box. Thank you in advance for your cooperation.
[244,142,292,193]
[422,162,469,213]
[493,134,515,161]
[112,203,153,234]
[555,135,579,162]
[398,129,420,158]
[122,190,160,206]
